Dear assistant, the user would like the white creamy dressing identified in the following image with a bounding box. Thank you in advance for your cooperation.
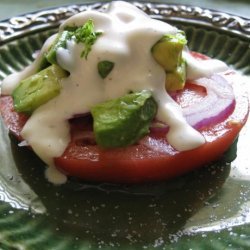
[1,1,229,184]
[182,51,228,80]
[1,34,57,95]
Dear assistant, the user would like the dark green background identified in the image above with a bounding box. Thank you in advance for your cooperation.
[0,0,250,20]
[0,1,250,249]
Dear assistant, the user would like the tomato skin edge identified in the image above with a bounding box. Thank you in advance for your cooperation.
[1,85,248,184]
[54,119,245,183]
[54,70,249,183]
[0,96,28,141]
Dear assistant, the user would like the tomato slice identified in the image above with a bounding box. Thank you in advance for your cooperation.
[52,78,248,183]
[0,54,249,183]
[0,96,28,141]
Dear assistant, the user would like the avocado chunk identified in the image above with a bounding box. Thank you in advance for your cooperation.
[151,32,187,72]
[12,65,67,114]
[45,20,102,64]
[91,90,157,148]
[46,31,71,65]
[165,59,186,91]
[38,55,51,71]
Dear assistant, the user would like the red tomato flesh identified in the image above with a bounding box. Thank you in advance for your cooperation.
[1,71,248,183]
[54,79,248,183]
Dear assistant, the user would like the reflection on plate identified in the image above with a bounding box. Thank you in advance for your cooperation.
[0,2,250,249]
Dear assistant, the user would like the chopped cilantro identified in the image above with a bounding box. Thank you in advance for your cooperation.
[73,19,102,59]
[98,61,115,78]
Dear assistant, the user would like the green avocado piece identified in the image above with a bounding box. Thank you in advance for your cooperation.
[91,90,157,148]
[46,31,71,65]
[165,59,186,91]
[38,55,51,71]
[151,32,187,72]
[12,64,67,114]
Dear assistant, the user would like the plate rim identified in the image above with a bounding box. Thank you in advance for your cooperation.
[0,1,250,45]
[0,1,250,249]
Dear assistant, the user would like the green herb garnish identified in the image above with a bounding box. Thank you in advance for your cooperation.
[73,19,102,59]
[98,61,115,78]
[44,20,101,65]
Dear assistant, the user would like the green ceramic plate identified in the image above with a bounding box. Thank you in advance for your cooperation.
[0,2,250,249]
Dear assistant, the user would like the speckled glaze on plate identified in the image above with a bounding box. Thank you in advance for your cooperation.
[0,2,250,249]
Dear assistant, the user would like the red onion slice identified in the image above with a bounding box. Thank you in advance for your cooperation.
[182,73,235,129]
[70,74,235,145]
[72,130,96,146]
[72,112,91,118]
[149,120,169,133]
[149,73,235,133]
